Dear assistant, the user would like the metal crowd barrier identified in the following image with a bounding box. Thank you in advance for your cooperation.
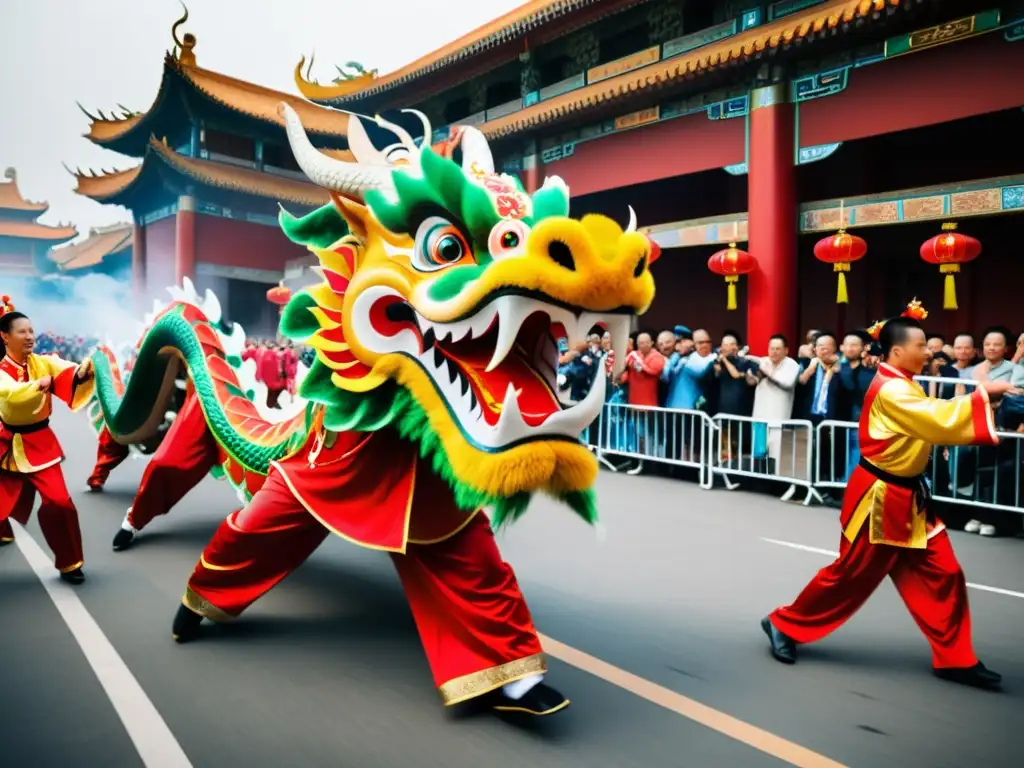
[582,371,1023,516]
[585,402,713,488]
[708,415,822,505]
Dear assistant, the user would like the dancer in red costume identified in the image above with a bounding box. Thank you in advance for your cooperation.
[110,384,220,551]
[0,299,95,582]
[86,425,130,490]
[175,417,561,714]
[762,306,1016,689]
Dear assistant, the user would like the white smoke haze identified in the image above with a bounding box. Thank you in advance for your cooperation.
[3,273,138,346]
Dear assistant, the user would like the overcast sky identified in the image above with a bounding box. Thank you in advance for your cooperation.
[0,0,524,239]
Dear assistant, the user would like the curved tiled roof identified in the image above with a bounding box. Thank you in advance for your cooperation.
[73,139,331,208]
[84,54,350,146]
[51,224,132,271]
[72,165,143,202]
[304,0,633,104]
[480,0,902,139]
[0,220,78,242]
[0,170,49,214]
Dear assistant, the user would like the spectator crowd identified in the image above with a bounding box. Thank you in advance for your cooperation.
[558,323,1024,539]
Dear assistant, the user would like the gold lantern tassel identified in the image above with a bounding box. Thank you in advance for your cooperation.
[725,276,738,310]
[833,262,850,304]
[940,263,960,310]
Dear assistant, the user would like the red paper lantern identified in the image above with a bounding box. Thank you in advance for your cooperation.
[919,222,980,310]
[266,281,291,313]
[707,242,755,310]
[814,229,867,304]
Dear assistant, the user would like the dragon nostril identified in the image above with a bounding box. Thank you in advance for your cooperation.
[633,255,648,278]
[547,240,576,271]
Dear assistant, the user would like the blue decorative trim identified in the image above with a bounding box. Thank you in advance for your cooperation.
[141,204,178,225]
[195,201,280,227]
[707,96,749,120]
[1006,18,1024,41]
[723,143,840,176]
[792,67,849,102]
[798,143,841,164]
[523,91,540,107]
[740,8,763,30]
[1002,185,1024,210]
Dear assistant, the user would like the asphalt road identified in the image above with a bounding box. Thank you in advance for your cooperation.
[1,410,1022,768]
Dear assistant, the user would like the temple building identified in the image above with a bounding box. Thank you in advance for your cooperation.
[49,223,133,277]
[0,168,78,279]
[70,11,355,335]
[296,0,1024,348]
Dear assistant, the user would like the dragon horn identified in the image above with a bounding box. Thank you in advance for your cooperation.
[454,125,494,174]
[278,103,394,199]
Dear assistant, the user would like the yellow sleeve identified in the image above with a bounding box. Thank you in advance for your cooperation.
[0,371,46,414]
[41,355,95,412]
[872,378,997,447]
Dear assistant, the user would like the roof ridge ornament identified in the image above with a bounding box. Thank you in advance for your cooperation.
[294,53,378,101]
[172,2,197,68]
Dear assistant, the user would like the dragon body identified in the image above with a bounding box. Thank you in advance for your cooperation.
[91,103,658,530]
[90,279,309,504]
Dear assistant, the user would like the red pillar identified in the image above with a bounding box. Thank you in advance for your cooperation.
[131,218,146,310]
[747,83,797,355]
[175,195,197,287]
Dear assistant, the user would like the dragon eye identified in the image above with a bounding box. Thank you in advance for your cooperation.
[488,219,531,260]
[412,216,471,272]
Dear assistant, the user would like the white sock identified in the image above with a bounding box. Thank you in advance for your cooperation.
[122,510,138,534]
[502,673,543,700]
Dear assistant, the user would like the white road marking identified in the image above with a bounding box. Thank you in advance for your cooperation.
[761,537,1024,600]
[11,521,193,768]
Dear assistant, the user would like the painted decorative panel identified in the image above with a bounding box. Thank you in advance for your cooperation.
[1002,186,1024,210]
[949,189,1001,216]
[644,176,1024,249]
[662,19,738,58]
[903,197,945,220]
[587,46,660,84]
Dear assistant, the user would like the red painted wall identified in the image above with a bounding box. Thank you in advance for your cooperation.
[195,214,308,271]
[545,111,746,197]
[799,36,1024,148]
[143,218,177,300]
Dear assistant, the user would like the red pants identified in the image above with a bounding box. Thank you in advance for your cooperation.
[0,465,84,572]
[185,468,545,704]
[127,392,219,531]
[87,427,131,488]
[770,529,976,669]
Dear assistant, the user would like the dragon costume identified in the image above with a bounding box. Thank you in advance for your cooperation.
[89,104,658,715]
[86,280,307,550]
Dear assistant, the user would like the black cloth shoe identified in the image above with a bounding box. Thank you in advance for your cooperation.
[0,538,14,547]
[87,483,104,493]
[934,662,1002,691]
[172,604,204,643]
[487,682,570,716]
[112,528,135,552]
[60,568,86,585]
[762,616,797,664]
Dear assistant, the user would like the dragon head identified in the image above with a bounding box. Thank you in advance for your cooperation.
[277,104,657,526]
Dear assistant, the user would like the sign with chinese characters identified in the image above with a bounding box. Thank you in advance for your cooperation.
[614,106,660,131]
[885,10,1001,57]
